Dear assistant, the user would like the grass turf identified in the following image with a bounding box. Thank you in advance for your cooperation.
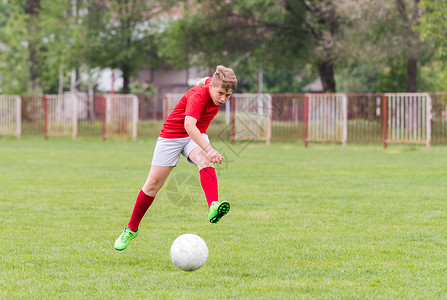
[1,136,447,298]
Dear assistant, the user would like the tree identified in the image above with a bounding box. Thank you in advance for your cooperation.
[78,0,171,94]
[159,0,273,75]
[0,0,80,93]
[0,0,177,94]
[38,0,80,93]
[159,0,307,92]
[291,0,340,92]
[368,0,436,92]
[419,0,447,60]
[162,0,359,92]
[395,0,422,92]
[24,0,41,91]
[337,0,438,92]
[0,1,34,93]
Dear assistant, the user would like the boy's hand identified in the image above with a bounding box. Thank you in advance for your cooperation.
[206,148,224,164]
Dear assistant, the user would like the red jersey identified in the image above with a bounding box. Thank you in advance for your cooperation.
[160,78,219,138]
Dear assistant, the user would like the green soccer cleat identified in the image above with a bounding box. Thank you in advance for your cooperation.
[114,228,138,251]
[208,201,230,223]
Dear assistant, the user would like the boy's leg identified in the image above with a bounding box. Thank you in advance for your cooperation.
[188,147,216,207]
[128,165,174,230]
[188,147,230,223]
[114,166,173,251]
[142,165,176,196]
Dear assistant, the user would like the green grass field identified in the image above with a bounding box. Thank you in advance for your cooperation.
[1,136,447,298]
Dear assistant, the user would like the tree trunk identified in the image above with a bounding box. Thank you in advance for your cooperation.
[407,57,417,92]
[406,0,420,92]
[25,0,39,15]
[28,43,40,91]
[25,0,41,91]
[318,60,336,93]
[122,65,130,94]
[396,0,420,92]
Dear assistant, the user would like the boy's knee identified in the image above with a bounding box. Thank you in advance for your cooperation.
[189,150,211,169]
[147,176,162,187]
[143,177,163,194]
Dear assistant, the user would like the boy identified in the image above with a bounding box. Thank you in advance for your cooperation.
[114,65,237,251]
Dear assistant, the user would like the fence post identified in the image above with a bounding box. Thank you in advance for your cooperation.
[225,99,231,125]
[102,96,106,141]
[44,96,48,140]
[383,94,387,148]
[426,93,432,148]
[266,94,272,146]
[132,95,138,141]
[163,95,168,120]
[16,96,21,139]
[304,94,309,148]
[152,95,158,120]
[231,95,236,145]
[342,94,348,147]
[72,95,78,140]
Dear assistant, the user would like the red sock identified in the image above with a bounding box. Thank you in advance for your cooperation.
[127,190,155,232]
[200,167,218,208]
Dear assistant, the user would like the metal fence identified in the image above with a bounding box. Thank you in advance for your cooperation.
[384,93,431,147]
[0,95,21,138]
[1,92,447,147]
[431,93,447,144]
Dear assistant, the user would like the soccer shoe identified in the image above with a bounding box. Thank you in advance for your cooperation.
[114,228,139,251]
[208,201,230,224]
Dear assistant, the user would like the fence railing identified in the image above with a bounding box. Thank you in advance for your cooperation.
[1,93,447,147]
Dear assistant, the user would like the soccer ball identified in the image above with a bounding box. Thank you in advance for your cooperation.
[170,234,208,271]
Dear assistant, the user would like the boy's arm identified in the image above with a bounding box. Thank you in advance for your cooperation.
[184,116,223,164]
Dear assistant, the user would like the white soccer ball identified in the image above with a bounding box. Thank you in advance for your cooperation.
[170,234,209,271]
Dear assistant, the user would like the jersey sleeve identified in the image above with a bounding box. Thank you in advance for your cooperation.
[185,94,206,121]
[205,77,212,85]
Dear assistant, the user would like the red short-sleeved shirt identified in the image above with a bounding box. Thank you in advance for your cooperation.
[160,78,219,138]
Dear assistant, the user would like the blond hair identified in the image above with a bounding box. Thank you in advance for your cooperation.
[212,65,237,90]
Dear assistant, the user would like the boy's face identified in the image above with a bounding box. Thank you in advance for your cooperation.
[209,84,233,106]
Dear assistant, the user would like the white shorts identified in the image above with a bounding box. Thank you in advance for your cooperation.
[151,134,209,167]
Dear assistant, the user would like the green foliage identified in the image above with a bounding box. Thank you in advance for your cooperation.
[262,66,315,93]
[1,0,447,94]
[0,2,11,27]
[0,0,78,93]
[373,60,408,93]
[0,4,29,93]
[336,64,382,93]
[370,56,446,93]
[0,0,167,94]
[129,82,158,96]
[160,0,313,93]
[78,0,164,93]
[419,60,447,92]
[160,0,266,68]
[419,0,447,59]
[36,0,74,93]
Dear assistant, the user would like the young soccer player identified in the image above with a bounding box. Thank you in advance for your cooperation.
[114,65,237,251]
